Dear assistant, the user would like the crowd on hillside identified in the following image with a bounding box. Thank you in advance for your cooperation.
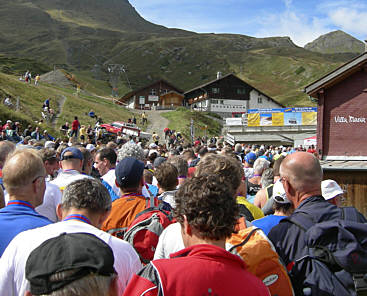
[0,113,365,296]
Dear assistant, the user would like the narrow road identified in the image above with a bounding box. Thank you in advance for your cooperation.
[136,110,170,143]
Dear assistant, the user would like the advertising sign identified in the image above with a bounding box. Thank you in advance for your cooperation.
[247,107,317,127]
[139,96,145,105]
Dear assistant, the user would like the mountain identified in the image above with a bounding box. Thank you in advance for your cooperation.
[0,1,360,106]
[304,30,365,54]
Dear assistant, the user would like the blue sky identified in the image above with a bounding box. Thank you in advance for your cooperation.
[130,0,367,46]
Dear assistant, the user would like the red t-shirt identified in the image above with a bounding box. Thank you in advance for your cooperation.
[71,120,80,131]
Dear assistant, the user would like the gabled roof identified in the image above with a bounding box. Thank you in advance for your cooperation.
[184,73,284,107]
[305,52,367,98]
[119,79,184,101]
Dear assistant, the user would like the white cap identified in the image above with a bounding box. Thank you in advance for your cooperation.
[86,144,96,152]
[149,143,158,149]
[321,180,344,200]
[44,141,55,148]
[272,180,291,204]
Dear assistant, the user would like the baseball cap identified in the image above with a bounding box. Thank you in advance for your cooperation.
[321,179,344,200]
[272,180,291,204]
[115,157,144,188]
[244,152,257,165]
[149,143,158,149]
[153,156,166,168]
[25,233,116,295]
[86,144,96,152]
[60,147,83,161]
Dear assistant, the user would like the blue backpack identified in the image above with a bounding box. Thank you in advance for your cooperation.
[288,207,367,296]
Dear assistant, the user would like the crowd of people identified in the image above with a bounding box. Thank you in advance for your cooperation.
[0,116,365,296]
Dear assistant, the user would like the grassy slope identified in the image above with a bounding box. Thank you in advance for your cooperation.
[0,72,134,137]
[161,108,221,140]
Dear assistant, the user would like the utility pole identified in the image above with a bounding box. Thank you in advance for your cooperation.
[107,64,131,97]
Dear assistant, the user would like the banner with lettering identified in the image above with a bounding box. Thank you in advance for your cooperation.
[247,107,317,126]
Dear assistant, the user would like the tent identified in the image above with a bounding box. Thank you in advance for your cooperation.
[304,135,316,146]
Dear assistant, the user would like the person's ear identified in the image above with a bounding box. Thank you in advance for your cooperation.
[183,215,192,236]
[98,210,111,227]
[56,204,63,221]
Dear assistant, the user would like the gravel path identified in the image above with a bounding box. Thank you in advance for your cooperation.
[52,95,66,129]
[136,110,170,143]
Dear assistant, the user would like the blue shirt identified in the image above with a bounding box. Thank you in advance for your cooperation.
[0,200,52,256]
[251,215,286,235]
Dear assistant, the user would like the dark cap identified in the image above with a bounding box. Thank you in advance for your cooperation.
[115,157,144,188]
[25,232,116,295]
[60,147,83,161]
[153,156,166,168]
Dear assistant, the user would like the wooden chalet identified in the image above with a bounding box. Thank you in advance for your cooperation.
[118,80,184,109]
[305,48,367,215]
[184,73,283,116]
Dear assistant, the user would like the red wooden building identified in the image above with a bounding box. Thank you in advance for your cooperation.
[305,50,367,215]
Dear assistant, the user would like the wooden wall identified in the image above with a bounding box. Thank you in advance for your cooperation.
[323,170,367,216]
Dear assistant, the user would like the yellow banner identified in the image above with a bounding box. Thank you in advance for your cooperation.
[302,112,317,125]
[248,113,260,126]
[272,113,284,126]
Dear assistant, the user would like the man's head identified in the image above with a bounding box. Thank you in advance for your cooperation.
[94,148,117,176]
[0,141,16,168]
[25,233,117,296]
[60,147,83,172]
[38,148,59,177]
[253,157,270,175]
[3,149,46,207]
[58,178,111,227]
[167,156,188,178]
[155,162,178,192]
[195,154,243,197]
[76,147,92,176]
[321,179,344,207]
[175,174,238,246]
[279,152,323,208]
[117,142,144,162]
[115,157,144,192]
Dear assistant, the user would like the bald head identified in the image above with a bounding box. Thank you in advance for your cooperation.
[3,149,46,195]
[280,152,322,194]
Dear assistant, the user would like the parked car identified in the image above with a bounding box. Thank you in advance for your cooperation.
[100,121,151,140]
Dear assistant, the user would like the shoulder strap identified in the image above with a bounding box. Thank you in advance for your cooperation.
[341,206,359,223]
[228,227,260,253]
[286,211,315,232]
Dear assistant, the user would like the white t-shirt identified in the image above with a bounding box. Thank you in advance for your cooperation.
[0,220,142,296]
[51,170,93,192]
[101,169,120,197]
[35,181,62,222]
[153,222,185,260]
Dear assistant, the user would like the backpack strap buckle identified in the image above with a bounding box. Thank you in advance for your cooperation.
[353,273,367,295]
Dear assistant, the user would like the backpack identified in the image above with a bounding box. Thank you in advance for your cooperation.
[227,226,294,296]
[124,206,175,264]
[287,207,367,296]
[102,194,158,239]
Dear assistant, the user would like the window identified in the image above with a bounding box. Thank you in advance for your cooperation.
[212,87,220,94]
[150,89,157,95]
[211,99,218,104]
[237,88,246,95]
[258,96,262,104]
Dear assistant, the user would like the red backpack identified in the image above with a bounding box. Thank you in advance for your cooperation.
[124,206,176,264]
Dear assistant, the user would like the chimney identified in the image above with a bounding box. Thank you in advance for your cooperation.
[217,72,222,80]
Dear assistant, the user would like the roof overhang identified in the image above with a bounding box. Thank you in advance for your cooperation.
[305,52,367,98]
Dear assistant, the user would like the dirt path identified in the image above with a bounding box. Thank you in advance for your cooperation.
[51,94,66,129]
[135,110,170,143]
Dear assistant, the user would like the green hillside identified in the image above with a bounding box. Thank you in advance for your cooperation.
[0,72,134,137]
[0,0,361,107]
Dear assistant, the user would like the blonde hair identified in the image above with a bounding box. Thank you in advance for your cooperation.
[3,149,45,195]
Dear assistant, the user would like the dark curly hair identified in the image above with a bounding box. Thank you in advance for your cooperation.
[194,154,243,196]
[175,175,238,241]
